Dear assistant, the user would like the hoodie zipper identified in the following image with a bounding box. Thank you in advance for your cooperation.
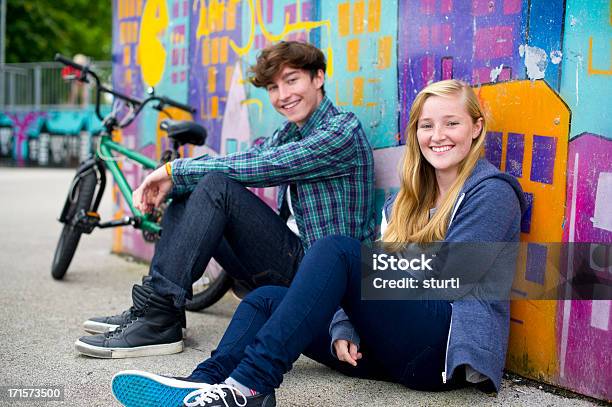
[442,306,453,383]
[441,193,465,384]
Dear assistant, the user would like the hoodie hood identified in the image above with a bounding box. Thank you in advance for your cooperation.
[383,158,527,222]
[457,159,527,216]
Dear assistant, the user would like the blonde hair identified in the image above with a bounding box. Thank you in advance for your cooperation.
[382,80,487,244]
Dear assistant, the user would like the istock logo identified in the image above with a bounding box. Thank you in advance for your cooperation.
[372,254,434,271]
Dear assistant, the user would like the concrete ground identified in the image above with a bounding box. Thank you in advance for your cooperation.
[0,167,602,406]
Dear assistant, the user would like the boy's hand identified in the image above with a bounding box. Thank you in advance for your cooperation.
[132,166,173,214]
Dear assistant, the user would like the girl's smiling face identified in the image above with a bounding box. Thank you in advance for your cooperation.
[416,93,483,181]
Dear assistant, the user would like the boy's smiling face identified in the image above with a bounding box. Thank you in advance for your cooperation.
[266,66,324,127]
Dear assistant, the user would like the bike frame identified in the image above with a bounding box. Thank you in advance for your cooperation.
[96,133,162,234]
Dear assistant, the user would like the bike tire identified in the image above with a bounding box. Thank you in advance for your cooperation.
[51,170,98,280]
[186,269,233,311]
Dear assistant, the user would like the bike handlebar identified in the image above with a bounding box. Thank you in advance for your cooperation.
[54,53,196,127]
[158,96,196,113]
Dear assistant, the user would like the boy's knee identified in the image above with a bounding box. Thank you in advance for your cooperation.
[310,235,359,255]
[197,172,231,190]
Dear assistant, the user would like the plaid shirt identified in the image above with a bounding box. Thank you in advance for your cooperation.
[171,97,376,249]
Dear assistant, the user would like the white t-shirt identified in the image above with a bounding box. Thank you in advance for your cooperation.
[286,187,300,236]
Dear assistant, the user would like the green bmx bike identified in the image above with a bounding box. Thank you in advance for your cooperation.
[51,54,232,310]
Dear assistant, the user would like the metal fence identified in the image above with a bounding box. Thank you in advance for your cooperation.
[0,60,112,109]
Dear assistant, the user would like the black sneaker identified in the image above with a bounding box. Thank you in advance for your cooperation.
[75,285,183,358]
[83,277,186,334]
[112,370,276,407]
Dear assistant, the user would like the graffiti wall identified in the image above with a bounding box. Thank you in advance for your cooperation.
[111,0,611,400]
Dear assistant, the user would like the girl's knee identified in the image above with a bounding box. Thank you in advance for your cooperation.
[242,286,288,314]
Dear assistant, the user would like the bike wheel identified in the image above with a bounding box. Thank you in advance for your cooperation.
[51,170,98,280]
[186,262,233,311]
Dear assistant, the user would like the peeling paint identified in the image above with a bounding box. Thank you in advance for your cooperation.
[520,44,548,80]
[570,15,577,26]
[490,64,505,82]
[550,50,563,65]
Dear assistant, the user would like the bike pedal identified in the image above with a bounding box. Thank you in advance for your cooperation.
[73,210,100,233]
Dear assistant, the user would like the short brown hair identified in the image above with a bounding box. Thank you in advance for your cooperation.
[248,41,326,95]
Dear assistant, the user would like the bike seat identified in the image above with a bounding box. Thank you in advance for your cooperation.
[160,120,207,146]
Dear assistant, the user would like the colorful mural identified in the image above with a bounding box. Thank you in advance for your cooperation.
[104,0,612,400]
[559,133,612,399]
[0,109,106,166]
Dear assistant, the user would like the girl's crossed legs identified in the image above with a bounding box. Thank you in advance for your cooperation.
[190,236,456,393]
[112,236,460,407]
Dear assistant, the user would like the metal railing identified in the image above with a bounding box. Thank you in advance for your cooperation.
[0,60,112,110]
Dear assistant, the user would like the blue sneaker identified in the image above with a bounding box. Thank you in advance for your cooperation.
[112,370,211,407]
[112,370,276,407]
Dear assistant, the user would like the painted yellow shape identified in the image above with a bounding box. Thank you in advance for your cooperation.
[377,36,392,69]
[208,66,217,93]
[212,0,226,32]
[326,46,334,77]
[347,38,360,72]
[125,22,131,43]
[112,218,123,253]
[139,0,168,87]
[220,36,229,64]
[211,96,219,118]
[338,3,351,37]
[367,0,381,33]
[226,0,238,31]
[334,81,349,106]
[211,37,220,64]
[478,80,570,382]
[227,0,333,76]
[225,65,234,91]
[227,0,255,57]
[133,21,138,43]
[588,37,612,75]
[353,1,365,34]
[202,37,210,66]
[197,0,226,37]
[353,77,364,106]
[241,98,264,121]
[132,22,136,42]
[296,0,302,21]
[124,46,131,65]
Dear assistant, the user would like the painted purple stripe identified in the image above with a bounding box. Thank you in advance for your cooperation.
[521,192,534,233]
[485,131,503,169]
[511,288,528,297]
[530,135,557,184]
[506,132,524,177]
[510,318,524,324]
[525,243,547,285]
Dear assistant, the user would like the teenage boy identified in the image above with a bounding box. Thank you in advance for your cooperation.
[75,41,375,358]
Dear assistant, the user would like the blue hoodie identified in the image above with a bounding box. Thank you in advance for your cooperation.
[330,159,526,392]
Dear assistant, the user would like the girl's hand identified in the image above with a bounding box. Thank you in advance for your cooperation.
[333,339,362,367]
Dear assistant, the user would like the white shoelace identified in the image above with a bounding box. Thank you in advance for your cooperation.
[183,384,247,407]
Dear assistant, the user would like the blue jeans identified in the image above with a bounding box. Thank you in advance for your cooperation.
[189,236,459,393]
[148,173,304,307]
